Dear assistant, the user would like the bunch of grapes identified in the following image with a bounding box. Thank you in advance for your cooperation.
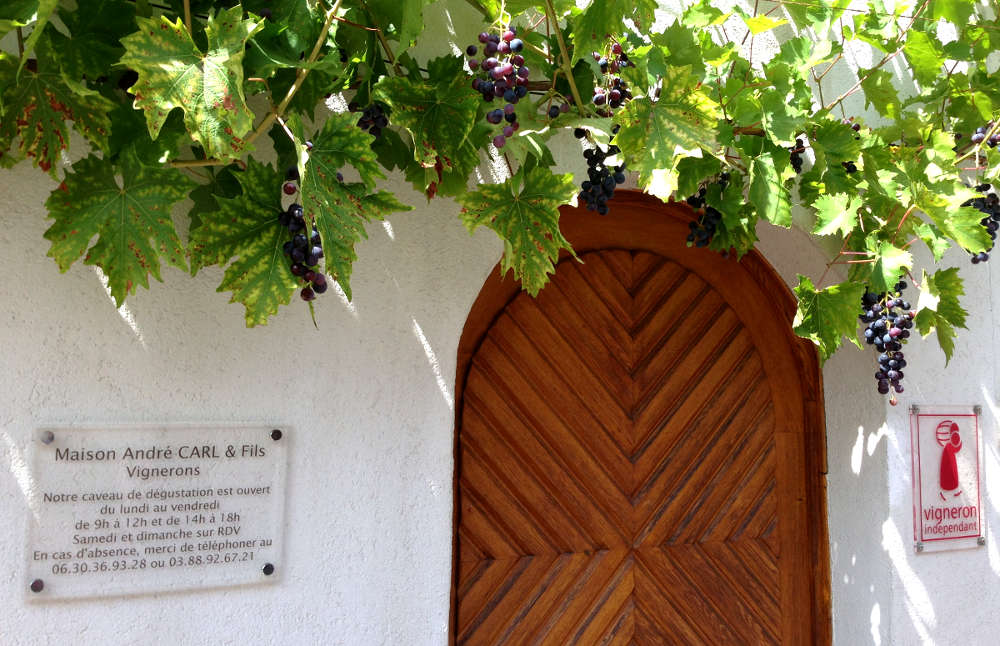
[575,126,626,215]
[859,281,913,402]
[278,168,328,302]
[962,183,1000,264]
[790,138,805,174]
[352,102,389,139]
[970,123,1000,147]
[467,27,531,149]
[684,173,730,248]
[591,41,633,114]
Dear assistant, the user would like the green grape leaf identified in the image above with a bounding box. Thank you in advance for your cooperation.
[120,6,263,160]
[571,0,658,57]
[0,46,114,175]
[11,0,57,74]
[373,58,479,172]
[43,147,194,305]
[613,66,720,191]
[458,166,576,296]
[915,267,967,363]
[860,68,901,119]
[792,275,865,361]
[913,185,992,253]
[760,90,806,146]
[0,0,40,35]
[749,152,791,227]
[358,0,430,47]
[903,29,944,87]
[867,240,911,293]
[303,111,384,189]
[189,158,299,326]
[812,193,859,237]
[186,163,241,230]
[49,1,137,82]
[298,129,412,300]
[930,0,974,25]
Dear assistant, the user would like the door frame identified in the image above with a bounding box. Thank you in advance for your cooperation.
[450,190,832,644]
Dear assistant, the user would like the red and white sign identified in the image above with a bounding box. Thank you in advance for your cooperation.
[911,407,984,550]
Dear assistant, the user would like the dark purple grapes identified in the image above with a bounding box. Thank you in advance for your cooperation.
[963,185,999,264]
[684,174,731,249]
[859,281,912,402]
[576,126,626,216]
[466,25,530,148]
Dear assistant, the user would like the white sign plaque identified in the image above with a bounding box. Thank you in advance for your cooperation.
[25,426,287,599]
[910,407,985,552]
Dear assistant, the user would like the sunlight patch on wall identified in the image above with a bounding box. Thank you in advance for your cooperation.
[93,267,146,348]
[1,430,39,520]
[412,318,454,411]
[332,281,359,318]
[882,519,936,640]
[851,426,865,475]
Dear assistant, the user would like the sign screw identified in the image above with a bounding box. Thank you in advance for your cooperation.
[262,563,275,576]
[915,542,924,553]
[270,429,282,441]
[978,536,987,546]
[974,405,983,416]
[30,579,44,593]
[40,431,54,444]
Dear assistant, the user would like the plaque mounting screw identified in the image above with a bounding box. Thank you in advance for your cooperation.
[40,431,54,445]
[974,405,983,416]
[978,536,987,546]
[915,542,924,553]
[270,429,282,441]
[910,405,920,415]
[262,563,275,576]
[30,579,44,593]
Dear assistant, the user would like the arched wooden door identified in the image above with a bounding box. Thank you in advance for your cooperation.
[452,192,830,645]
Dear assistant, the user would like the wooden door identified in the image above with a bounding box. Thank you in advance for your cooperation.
[452,195,830,645]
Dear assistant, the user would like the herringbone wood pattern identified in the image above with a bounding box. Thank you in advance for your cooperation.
[456,250,790,645]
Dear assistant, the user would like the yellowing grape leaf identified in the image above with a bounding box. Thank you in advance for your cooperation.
[612,66,721,191]
[43,147,194,305]
[0,42,114,175]
[120,6,263,160]
[189,158,299,326]
[458,166,577,295]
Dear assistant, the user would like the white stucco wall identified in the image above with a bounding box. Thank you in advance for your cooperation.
[3,1,1000,644]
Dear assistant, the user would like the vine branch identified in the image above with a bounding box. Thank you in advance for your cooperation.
[543,0,586,114]
[169,0,343,168]
[183,0,192,36]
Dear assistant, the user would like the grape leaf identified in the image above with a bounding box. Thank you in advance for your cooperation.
[915,267,967,363]
[812,193,859,237]
[49,1,137,82]
[743,15,788,34]
[373,57,479,172]
[749,152,791,227]
[0,0,40,36]
[43,147,194,305]
[867,240,911,294]
[189,158,299,326]
[571,0,657,57]
[120,6,263,160]
[297,117,412,300]
[792,275,865,361]
[759,90,806,146]
[11,0,57,74]
[913,185,992,253]
[860,68,901,119]
[0,43,114,175]
[930,0,974,25]
[356,0,431,47]
[612,66,720,190]
[458,166,576,295]
[903,29,944,87]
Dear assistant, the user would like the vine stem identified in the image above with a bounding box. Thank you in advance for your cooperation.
[543,0,585,115]
[816,233,855,288]
[891,204,917,244]
[823,0,931,113]
[16,27,24,57]
[183,0,192,36]
[169,0,343,168]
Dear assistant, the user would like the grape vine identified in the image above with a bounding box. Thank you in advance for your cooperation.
[0,0,995,395]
